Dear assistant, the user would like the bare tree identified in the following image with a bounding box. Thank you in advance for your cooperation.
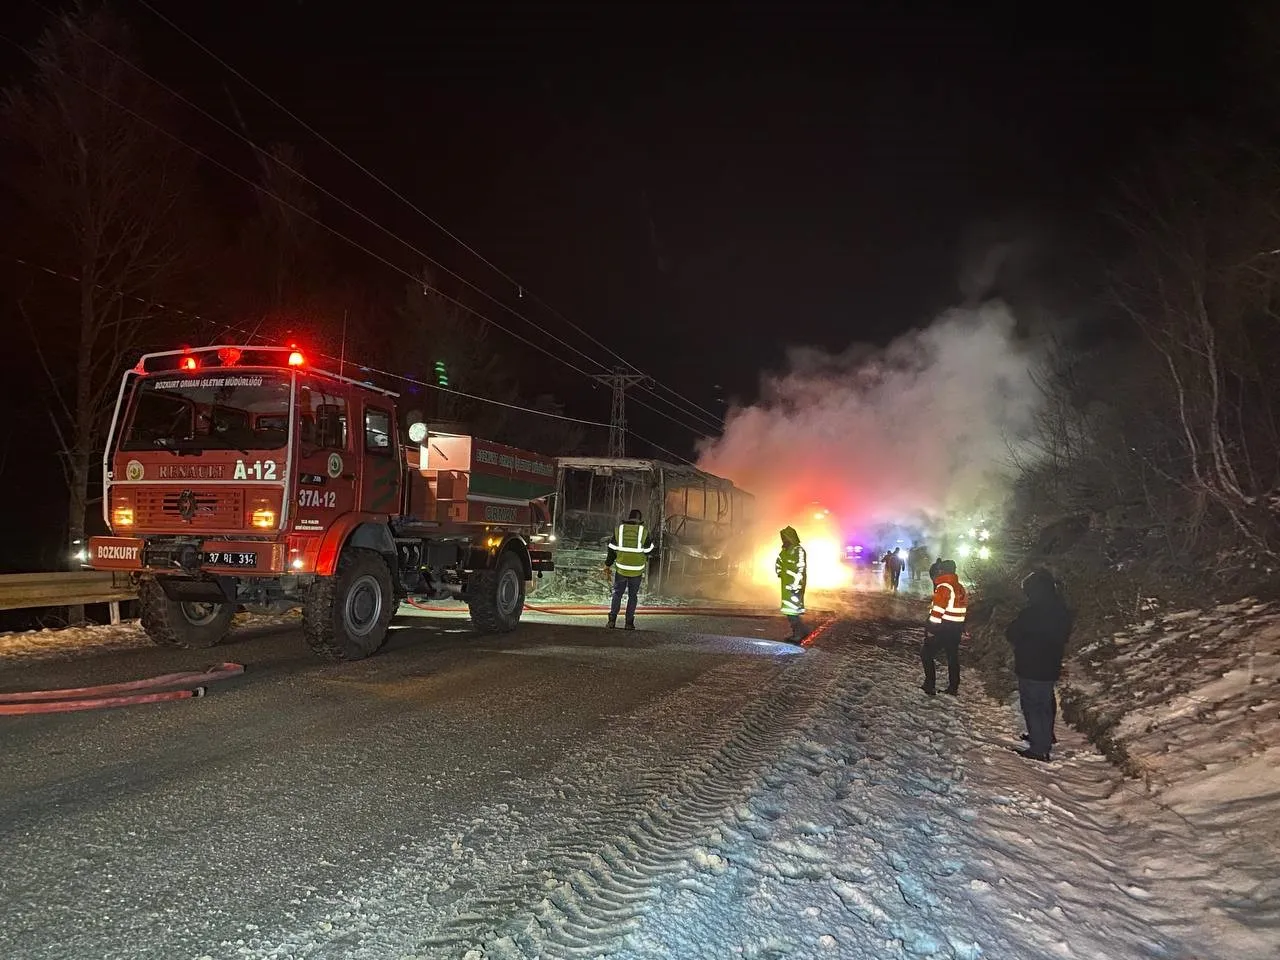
[1111,139,1280,557]
[227,138,329,323]
[2,5,196,617]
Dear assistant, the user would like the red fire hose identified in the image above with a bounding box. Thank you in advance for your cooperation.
[800,618,835,647]
[0,662,245,716]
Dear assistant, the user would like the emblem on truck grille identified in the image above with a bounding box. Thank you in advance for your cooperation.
[176,489,197,522]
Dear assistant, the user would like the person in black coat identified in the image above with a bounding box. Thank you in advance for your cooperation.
[1005,569,1073,761]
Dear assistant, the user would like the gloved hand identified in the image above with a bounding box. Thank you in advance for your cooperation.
[601,565,613,584]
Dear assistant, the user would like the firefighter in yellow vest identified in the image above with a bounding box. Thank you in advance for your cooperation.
[775,526,808,642]
[605,509,655,629]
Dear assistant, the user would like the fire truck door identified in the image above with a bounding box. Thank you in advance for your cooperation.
[293,380,357,530]
[358,399,400,514]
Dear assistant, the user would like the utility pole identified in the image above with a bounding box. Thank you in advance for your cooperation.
[594,368,652,520]
[594,368,650,458]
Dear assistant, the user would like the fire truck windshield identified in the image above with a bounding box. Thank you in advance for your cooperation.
[118,372,293,453]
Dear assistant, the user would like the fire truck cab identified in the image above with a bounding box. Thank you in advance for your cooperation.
[87,345,554,660]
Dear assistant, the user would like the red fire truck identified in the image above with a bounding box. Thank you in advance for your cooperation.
[87,345,556,660]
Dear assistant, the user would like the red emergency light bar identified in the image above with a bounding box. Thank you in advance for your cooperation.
[129,345,401,397]
[135,345,308,374]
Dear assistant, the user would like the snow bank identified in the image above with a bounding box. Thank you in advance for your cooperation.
[1068,598,1280,930]
[0,611,302,664]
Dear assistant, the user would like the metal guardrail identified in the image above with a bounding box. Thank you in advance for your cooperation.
[0,571,136,612]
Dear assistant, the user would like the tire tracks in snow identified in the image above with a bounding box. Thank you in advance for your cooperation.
[624,624,1226,960]
[439,631,845,959]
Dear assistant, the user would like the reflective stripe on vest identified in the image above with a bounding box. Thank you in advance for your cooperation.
[609,522,651,575]
[778,545,807,613]
[928,582,968,624]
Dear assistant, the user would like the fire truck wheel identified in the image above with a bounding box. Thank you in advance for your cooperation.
[303,548,394,661]
[468,551,526,633]
[138,580,236,649]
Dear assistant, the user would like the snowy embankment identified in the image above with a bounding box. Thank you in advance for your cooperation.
[0,612,302,664]
[231,620,1267,960]
[1064,598,1280,925]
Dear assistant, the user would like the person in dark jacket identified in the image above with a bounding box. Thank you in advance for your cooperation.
[1005,569,1073,761]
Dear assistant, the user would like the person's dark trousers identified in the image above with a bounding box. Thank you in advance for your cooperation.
[920,626,962,693]
[786,614,807,641]
[609,573,641,626]
[1018,677,1057,757]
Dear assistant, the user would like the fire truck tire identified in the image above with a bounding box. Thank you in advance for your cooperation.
[303,548,394,661]
[138,580,236,649]
[467,551,526,633]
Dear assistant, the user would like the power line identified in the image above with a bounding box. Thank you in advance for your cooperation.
[132,0,725,431]
[19,8,615,388]
[626,427,699,467]
[0,30,612,386]
[8,254,612,430]
[43,7,726,437]
[1,24,709,453]
[12,260,689,457]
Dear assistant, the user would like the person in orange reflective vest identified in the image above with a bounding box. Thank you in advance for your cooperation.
[922,558,967,696]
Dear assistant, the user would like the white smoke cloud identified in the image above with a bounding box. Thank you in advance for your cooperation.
[697,301,1042,542]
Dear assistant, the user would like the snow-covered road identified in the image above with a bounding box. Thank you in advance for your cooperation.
[0,605,1270,959]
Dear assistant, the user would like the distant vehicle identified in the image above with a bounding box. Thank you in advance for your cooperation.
[86,344,556,660]
[842,543,867,564]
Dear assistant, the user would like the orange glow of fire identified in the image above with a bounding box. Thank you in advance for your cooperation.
[752,515,853,591]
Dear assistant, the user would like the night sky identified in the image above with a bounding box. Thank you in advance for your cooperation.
[0,0,1242,570]
[15,2,1234,394]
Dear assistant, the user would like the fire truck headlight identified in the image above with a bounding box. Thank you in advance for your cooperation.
[978,546,991,560]
[251,508,277,529]
[112,506,134,527]
[957,543,972,558]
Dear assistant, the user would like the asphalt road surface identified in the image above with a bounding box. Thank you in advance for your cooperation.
[0,603,863,960]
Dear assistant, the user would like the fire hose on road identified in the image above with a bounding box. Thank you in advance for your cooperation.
[0,662,245,716]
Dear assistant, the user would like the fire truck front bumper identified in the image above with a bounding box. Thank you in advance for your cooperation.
[88,536,288,575]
